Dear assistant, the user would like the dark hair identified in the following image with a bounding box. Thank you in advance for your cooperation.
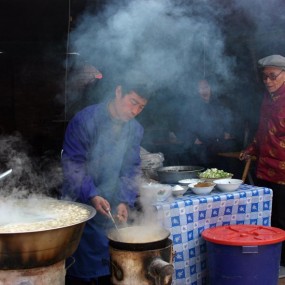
[102,69,154,100]
[117,68,153,100]
[121,82,153,100]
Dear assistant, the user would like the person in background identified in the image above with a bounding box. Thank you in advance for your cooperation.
[61,73,152,285]
[66,59,103,120]
[188,79,234,167]
[240,54,285,266]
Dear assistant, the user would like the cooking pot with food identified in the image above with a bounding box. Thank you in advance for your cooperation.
[0,197,96,269]
[108,225,174,285]
[108,225,170,251]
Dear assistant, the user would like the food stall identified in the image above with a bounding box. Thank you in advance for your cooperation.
[153,184,272,285]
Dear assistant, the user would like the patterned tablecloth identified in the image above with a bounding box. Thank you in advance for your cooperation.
[154,184,273,285]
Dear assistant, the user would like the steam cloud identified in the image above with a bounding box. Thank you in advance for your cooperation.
[64,0,285,223]
[4,0,284,226]
[0,133,62,198]
[66,0,285,133]
[70,0,235,93]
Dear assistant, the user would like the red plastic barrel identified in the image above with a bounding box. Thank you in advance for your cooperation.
[202,225,285,285]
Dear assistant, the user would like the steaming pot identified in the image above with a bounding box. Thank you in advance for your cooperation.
[0,199,95,269]
[108,226,174,285]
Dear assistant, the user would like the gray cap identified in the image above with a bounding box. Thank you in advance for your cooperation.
[258,54,285,70]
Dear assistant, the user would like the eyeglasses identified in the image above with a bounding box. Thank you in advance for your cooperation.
[262,70,284,81]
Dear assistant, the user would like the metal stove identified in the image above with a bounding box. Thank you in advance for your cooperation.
[0,260,65,285]
[110,239,173,285]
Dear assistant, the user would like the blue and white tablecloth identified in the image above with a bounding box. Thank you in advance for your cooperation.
[155,184,273,285]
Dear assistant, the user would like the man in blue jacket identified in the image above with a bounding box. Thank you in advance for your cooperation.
[61,75,152,285]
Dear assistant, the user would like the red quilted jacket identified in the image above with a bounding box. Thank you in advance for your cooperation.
[245,83,285,184]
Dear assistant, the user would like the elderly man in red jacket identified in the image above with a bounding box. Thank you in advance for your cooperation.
[240,54,285,266]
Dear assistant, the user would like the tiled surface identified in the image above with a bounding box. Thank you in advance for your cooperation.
[155,185,273,285]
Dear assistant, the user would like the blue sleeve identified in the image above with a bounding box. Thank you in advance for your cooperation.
[61,113,98,203]
[118,123,143,207]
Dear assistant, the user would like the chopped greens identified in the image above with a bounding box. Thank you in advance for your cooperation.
[199,168,232,179]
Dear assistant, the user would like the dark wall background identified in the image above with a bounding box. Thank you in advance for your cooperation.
[0,0,105,156]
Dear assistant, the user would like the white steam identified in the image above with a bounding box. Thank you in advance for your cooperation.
[64,0,285,224]
[0,133,62,198]
[70,0,235,94]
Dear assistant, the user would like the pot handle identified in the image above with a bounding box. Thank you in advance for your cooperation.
[104,258,124,281]
[148,258,174,285]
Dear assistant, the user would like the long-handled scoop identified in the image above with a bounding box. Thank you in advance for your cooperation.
[107,210,119,231]
[0,169,12,180]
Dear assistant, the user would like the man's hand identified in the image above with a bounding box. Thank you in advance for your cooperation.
[116,203,128,223]
[239,151,251,161]
[91,196,110,217]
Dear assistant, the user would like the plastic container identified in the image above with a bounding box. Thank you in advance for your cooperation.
[202,225,285,285]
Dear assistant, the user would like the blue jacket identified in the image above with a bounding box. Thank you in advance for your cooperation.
[61,100,143,279]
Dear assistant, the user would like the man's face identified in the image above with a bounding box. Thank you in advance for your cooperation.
[113,86,148,121]
[198,80,211,103]
[262,66,285,93]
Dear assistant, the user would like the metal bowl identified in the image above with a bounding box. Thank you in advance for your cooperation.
[157,165,204,184]
[0,199,96,269]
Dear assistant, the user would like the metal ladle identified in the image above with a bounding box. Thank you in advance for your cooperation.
[107,210,119,231]
[0,169,12,180]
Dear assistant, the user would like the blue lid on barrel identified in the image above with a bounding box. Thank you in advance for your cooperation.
[202,225,285,246]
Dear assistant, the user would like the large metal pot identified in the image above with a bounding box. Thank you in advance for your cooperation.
[108,226,173,285]
[109,239,173,285]
[0,199,95,269]
[156,165,204,184]
[108,225,170,251]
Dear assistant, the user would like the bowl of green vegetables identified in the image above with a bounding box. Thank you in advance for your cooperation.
[198,168,233,182]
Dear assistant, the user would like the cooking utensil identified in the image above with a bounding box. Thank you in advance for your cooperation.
[0,199,95,269]
[107,210,119,231]
[157,165,204,184]
[0,169,12,180]
[108,225,170,251]
[109,238,173,285]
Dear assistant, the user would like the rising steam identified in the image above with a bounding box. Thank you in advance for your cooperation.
[0,133,62,198]
[63,0,285,223]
